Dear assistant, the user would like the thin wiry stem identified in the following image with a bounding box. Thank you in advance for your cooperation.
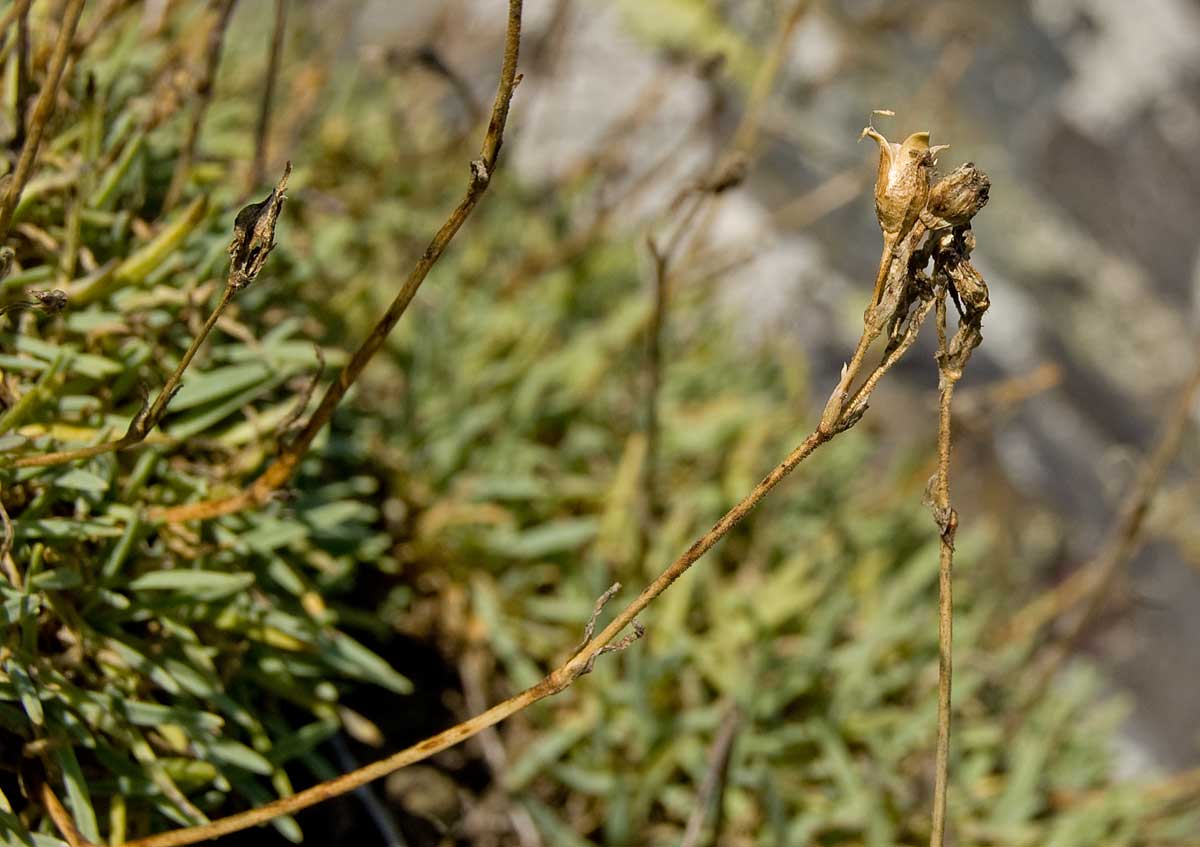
[40,781,94,847]
[0,0,34,39]
[10,2,31,154]
[10,164,292,470]
[162,0,239,213]
[154,0,525,524]
[247,0,287,193]
[0,0,87,244]
[928,293,959,847]
[131,279,934,846]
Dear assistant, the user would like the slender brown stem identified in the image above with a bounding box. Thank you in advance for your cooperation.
[10,164,292,469]
[40,781,95,847]
[928,293,960,847]
[129,275,929,846]
[162,0,239,213]
[10,284,234,469]
[0,0,87,244]
[10,1,31,154]
[640,240,669,545]
[154,0,525,524]
[0,0,34,39]
[247,0,287,194]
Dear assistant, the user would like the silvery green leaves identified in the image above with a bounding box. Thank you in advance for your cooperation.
[228,162,292,292]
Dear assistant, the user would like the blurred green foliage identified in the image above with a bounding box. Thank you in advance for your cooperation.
[0,3,1196,847]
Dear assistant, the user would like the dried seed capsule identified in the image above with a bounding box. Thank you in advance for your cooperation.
[927,163,990,228]
[861,127,945,242]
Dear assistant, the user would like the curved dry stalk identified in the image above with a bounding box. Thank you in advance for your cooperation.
[40,781,95,847]
[162,0,239,213]
[153,0,525,524]
[128,279,934,847]
[246,0,288,194]
[0,0,87,244]
[928,295,958,847]
[8,165,292,470]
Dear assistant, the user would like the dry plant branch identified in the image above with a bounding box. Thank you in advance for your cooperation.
[163,0,239,213]
[154,0,525,524]
[0,0,87,244]
[1015,353,1200,706]
[128,161,961,846]
[680,703,741,847]
[10,1,31,154]
[40,780,95,847]
[246,0,287,194]
[924,220,989,847]
[0,0,34,40]
[8,164,292,469]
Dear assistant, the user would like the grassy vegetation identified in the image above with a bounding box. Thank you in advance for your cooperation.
[0,3,1195,846]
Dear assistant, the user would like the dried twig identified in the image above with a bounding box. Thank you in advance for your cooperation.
[154,0,525,524]
[128,200,939,847]
[246,0,287,194]
[0,0,87,244]
[9,164,292,469]
[40,780,95,847]
[162,0,239,213]
[924,220,989,847]
[680,703,741,847]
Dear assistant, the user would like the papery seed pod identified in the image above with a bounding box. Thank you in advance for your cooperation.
[228,161,292,291]
[927,163,990,228]
[861,127,946,241]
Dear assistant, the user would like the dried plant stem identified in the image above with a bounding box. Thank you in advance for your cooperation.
[0,0,34,39]
[40,781,94,847]
[154,0,525,524]
[680,703,741,847]
[10,2,31,154]
[928,294,960,847]
[130,286,932,846]
[0,0,87,244]
[247,0,287,193]
[1018,354,1200,703]
[162,0,238,213]
[641,240,669,536]
[11,287,234,468]
[10,164,292,469]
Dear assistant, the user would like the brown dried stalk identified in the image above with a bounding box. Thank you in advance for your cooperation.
[127,166,953,847]
[925,223,989,847]
[40,781,94,847]
[246,0,287,193]
[0,0,87,244]
[154,0,525,524]
[9,164,292,469]
[162,0,239,213]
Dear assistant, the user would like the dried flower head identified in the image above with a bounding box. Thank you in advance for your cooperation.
[30,289,68,315]
[861,127,947,241]
[228,161,292,291]
[927,163,991,228]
